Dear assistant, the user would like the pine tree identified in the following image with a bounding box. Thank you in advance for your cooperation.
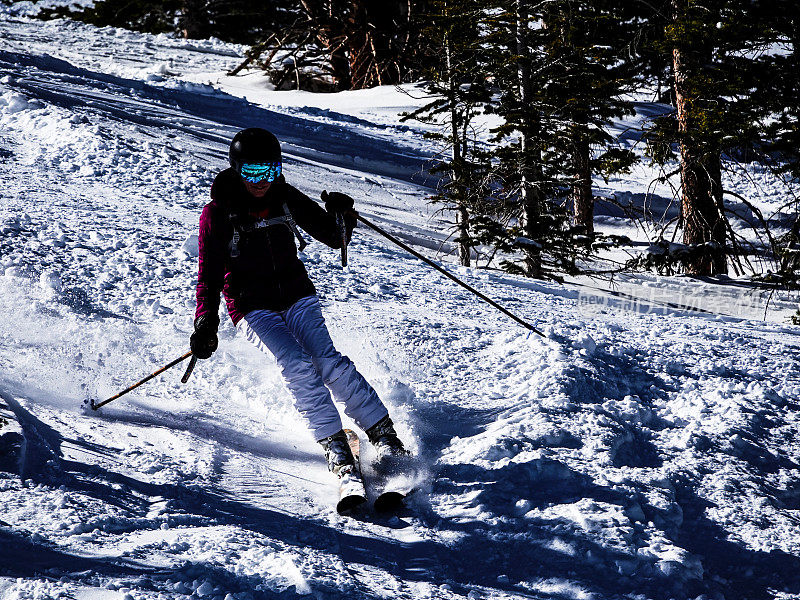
[402,0,492,266]
[645,0,785,276]
[759,5,800,283]
[482,0,552,277]
[669,0,728,274]
[478,0,634,278]
[764,5,800,179]
[539,1,639,237]
[513,0,545,276]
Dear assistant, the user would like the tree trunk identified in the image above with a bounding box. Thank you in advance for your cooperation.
[348,0,404,88]
[516,0,543,278]
[678,144,727,274]
[571,120,593,235]
[347,0,372,88]
[300,0,352,89]
[327,0,352,89]
[458,206,471,267]
[672,1,727,275]
[445,5,470,267]
[180,0,209,39]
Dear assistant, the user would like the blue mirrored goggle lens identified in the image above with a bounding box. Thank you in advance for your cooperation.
[240,162,282,183]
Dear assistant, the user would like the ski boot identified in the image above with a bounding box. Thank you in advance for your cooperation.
[365,416,409,461]
[319,430,357,477]
[320,429,367,512]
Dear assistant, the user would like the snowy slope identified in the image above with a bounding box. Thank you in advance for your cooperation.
[2,11,800,600]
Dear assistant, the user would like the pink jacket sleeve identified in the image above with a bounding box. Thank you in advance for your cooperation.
[195,203,226,321]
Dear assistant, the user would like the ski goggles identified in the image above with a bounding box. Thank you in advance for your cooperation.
[240,162,282,183]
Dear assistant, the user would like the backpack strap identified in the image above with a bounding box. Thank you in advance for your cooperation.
[281,202,308,251]
[230,227,241,258]
[228,202,307,257]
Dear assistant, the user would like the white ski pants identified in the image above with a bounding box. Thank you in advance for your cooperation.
[237,295,388,441]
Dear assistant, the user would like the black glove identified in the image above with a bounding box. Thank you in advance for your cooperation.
[321,191,357,243]
[190,313,219,359]
[321,190,355,213]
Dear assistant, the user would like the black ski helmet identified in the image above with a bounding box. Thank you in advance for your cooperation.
[229,128,281,173]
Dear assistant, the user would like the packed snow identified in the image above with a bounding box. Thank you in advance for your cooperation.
[1,8,800,600]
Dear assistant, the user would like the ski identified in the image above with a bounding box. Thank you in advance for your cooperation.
[334,430,417,514]
[336,429,367,514]
[371,455,417,513]
[374,489,407,513]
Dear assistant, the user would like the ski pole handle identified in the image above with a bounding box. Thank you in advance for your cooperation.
[90,351,193,410]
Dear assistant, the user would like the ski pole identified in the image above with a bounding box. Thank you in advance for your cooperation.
[352,212,545,337]
[336,213,348,267]
[90,351,194,410]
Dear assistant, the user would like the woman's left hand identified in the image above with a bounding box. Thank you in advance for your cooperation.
[321,190,355,213]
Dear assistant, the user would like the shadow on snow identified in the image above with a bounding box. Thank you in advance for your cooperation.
[409,344,800,600]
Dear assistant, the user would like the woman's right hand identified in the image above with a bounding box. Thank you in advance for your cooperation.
[190,314,219,359]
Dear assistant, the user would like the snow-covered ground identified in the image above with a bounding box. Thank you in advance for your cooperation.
[1,10,800,600]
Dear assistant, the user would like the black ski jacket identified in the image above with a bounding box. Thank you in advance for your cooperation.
[195,168,347,324]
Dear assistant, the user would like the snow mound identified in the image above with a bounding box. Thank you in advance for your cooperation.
[0,91,44,114]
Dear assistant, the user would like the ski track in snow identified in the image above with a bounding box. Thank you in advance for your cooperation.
[2,10,800,600]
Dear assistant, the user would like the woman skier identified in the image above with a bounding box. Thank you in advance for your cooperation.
[190,127,407,483]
